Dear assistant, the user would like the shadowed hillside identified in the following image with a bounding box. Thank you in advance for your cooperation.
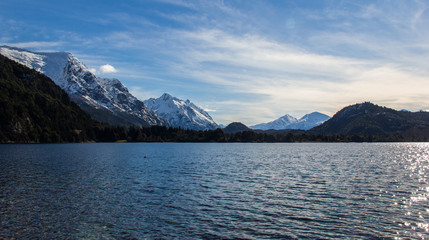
[312,102,429,140]
[0,54,102,143]
[223,122,251,134]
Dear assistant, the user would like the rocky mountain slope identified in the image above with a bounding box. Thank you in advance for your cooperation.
[144,93,218,130]
[0,46,167,127]
[0,54,101,143]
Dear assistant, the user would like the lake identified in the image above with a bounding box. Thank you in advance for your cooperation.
[0,143,428,239]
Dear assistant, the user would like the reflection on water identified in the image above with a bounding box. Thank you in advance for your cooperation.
[0,143,428,239]
[393,143,429,238]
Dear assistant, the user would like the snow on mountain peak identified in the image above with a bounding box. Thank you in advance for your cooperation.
[251,112,330,130]
[0,46,71,84]
[250,114,298,130]
[0,45,167,126]
[0,46,46,71]
[144,93,218,130]
[161,92,173,100]
[279,114,299,123]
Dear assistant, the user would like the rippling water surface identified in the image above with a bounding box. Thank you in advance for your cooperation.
[1,143,428,239]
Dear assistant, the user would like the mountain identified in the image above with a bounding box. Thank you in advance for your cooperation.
[0,54,101,143]
[288,112,331,130]
[0,46,167,127]
[223,122,251,134]
[251,114,297,130]
[144,93,218,130]
[251,112,330,130]
[312,102,429,137]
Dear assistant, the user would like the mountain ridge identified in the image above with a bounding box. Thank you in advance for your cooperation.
[251,112,330,130]
[312,102,429,138]
[0,54,102,142]
[144,93,219,130]
[0,46,168,127]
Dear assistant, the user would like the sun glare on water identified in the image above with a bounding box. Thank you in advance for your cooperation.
[396,143,429,237]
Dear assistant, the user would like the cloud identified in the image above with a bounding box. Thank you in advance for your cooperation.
[88,68,97,74]
[203,108,216,112]
[155,0,196,9]
[152,28,429,124]
[99,64,118,73]
[129,86,160,101]
[411,0,427,30]
[1,41,63,49]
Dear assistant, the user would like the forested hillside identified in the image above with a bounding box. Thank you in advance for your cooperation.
[0,55,102,142]
[312,102,429,140]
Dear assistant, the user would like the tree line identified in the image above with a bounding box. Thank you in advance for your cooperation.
[74,125,424,143]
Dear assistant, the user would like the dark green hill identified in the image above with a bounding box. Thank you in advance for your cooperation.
[223,122,251,134]
[312,102,429,140]
[0,54,102,143]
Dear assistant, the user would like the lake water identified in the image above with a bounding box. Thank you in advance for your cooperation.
[0,143,428,239]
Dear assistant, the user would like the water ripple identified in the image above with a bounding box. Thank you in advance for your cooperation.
[1,143,428,239]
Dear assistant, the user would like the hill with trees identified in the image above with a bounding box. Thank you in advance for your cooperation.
[0,54,104,143]
[223,122,251,134]
[311,102,429,141]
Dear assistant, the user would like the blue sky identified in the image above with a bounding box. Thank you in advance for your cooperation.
[1,0,429,125]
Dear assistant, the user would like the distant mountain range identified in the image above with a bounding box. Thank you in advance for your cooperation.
[0,46,219,130]
[250,112,330,130]
[2,46,429,141]
[144,93,218,131]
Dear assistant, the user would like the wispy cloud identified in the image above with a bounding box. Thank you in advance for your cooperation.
[203,108,216,112]
[411,0,427,30]
[71,21,429,124]
[1,41,64,49]
[129,86,162,101]
[155,0,196,9]
[153,28,429,123]
[3,0,428,125]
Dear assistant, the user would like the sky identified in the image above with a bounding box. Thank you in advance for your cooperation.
[1,0,429,125]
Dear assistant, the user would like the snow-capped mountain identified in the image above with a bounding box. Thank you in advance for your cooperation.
[251,112,330,130]
[0,46,167,126]
[251,114,298,130]
[144,93,219,130]
[287,112,331,130]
